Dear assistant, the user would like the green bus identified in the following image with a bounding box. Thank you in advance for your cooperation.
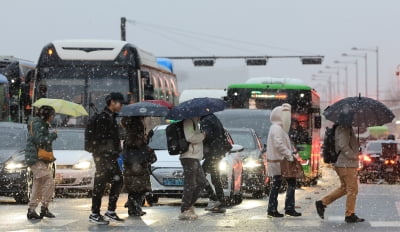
[226,77,321,184]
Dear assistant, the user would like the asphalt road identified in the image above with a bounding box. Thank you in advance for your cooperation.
[1,166,400,232]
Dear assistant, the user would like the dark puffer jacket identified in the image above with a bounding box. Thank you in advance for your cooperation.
[25,117,58,166]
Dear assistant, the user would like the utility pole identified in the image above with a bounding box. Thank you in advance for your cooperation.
[121,17,126,41]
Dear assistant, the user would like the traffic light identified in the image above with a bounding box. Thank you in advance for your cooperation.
[193,59,215,66]
[301,57,323,65]
[246,58,267,66]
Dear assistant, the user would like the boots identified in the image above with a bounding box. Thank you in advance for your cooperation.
[27,209,43,220]
[40,206,55,218]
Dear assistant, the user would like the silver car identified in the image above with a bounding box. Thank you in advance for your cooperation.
[147,124,244,205]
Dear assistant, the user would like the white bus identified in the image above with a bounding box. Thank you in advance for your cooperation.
[34,40,179,121]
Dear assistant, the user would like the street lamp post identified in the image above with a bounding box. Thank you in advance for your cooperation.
[334,60,359,96]
[326,65,348,97]
[352,46,379,100]
[342,53,367,97]
[313,74,333,103]
[318,70,340,98]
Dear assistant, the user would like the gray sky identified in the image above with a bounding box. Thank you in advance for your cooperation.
[1,0,399,102]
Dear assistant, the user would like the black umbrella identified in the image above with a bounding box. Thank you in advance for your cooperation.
[323,96,395,127]
[119,102,169,117]
[166,97,225,120]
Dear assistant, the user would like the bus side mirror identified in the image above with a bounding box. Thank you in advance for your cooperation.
[314,115,321,129]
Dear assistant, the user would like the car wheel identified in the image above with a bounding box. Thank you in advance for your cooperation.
[252,190,264,199]
[14,168,33,204]
[145,194,159,205]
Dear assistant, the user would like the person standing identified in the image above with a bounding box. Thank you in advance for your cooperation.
[89,93,125,224]
[121,116,156,216]
[25,105,57,220]
[179,117,206,220]
[266,103,301,218]
[316,114,364,223]
[200,113,231,213]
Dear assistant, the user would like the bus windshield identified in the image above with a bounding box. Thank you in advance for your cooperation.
[37,65,131,110]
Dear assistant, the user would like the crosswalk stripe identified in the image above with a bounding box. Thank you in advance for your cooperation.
[370,221,400,227]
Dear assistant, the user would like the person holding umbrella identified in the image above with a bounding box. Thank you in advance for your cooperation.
[25,105,57,220]
[316,113,364,223]
[316,96,395,223]
[166,98,225,220]
[121,116,157,216]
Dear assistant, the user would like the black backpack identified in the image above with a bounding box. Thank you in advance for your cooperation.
[166,121,189,155]
[84,113,100,153]
[322,124,340,163]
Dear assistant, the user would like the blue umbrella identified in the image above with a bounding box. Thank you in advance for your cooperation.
[119,102,169,117]
[166,97,226,120]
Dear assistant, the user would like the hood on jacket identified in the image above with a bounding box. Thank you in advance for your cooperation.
[270,103,292,133]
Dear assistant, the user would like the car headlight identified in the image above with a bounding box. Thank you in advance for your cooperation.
[219,161,228,171]
[72,160,92,170]
[243,159,262,169]
[5,162,26,171]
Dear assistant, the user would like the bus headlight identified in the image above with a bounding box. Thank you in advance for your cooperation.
[243,159,262,169]
[72,160,92,170]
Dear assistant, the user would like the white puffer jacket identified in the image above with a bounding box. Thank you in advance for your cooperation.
[266,104,294,176]
[180,117,205,160]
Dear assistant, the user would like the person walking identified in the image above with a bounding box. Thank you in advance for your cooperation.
[179,117,207,220]
[88,92,125,225]
[266,103,301,218]
[316,114,364,223]
[121,116,157,216]
[200,113,231,213]
[25,105,57,220]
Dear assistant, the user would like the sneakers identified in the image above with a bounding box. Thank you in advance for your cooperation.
[179,209,198,220]
[27,209,43,220]
[345,214,365,223]
[267,211,284,218]
[89,214,109,225]
[40,206,55,218]
[205,200,222,211]
[285,210,302,217]
[104,211,124,222]
[315,200,326,219]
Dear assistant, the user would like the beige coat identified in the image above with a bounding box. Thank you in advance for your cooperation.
[266,104,294,176]
[180,117,205,160]
[334,126,359,168]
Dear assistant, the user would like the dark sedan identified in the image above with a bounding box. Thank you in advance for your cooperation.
[0,122,31,203]
[227,127,269,198]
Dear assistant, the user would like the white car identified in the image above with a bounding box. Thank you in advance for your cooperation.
[53,129,95,197]
[147,124,244,205]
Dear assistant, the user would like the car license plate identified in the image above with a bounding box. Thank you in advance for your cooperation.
[385,168,394,172]
[163,178,184,186]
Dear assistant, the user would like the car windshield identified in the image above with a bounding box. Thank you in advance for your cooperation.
[0,129,26,149]
[149,128,168,150]
[229,131,256,150]
[216,112,270,144]
[53,130,85,150]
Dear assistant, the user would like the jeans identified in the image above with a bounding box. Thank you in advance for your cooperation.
[321,167,358,216]
[180,158,207,212]
[202,157,225,203]
[267,175,297,213]
[91,158,123,214]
